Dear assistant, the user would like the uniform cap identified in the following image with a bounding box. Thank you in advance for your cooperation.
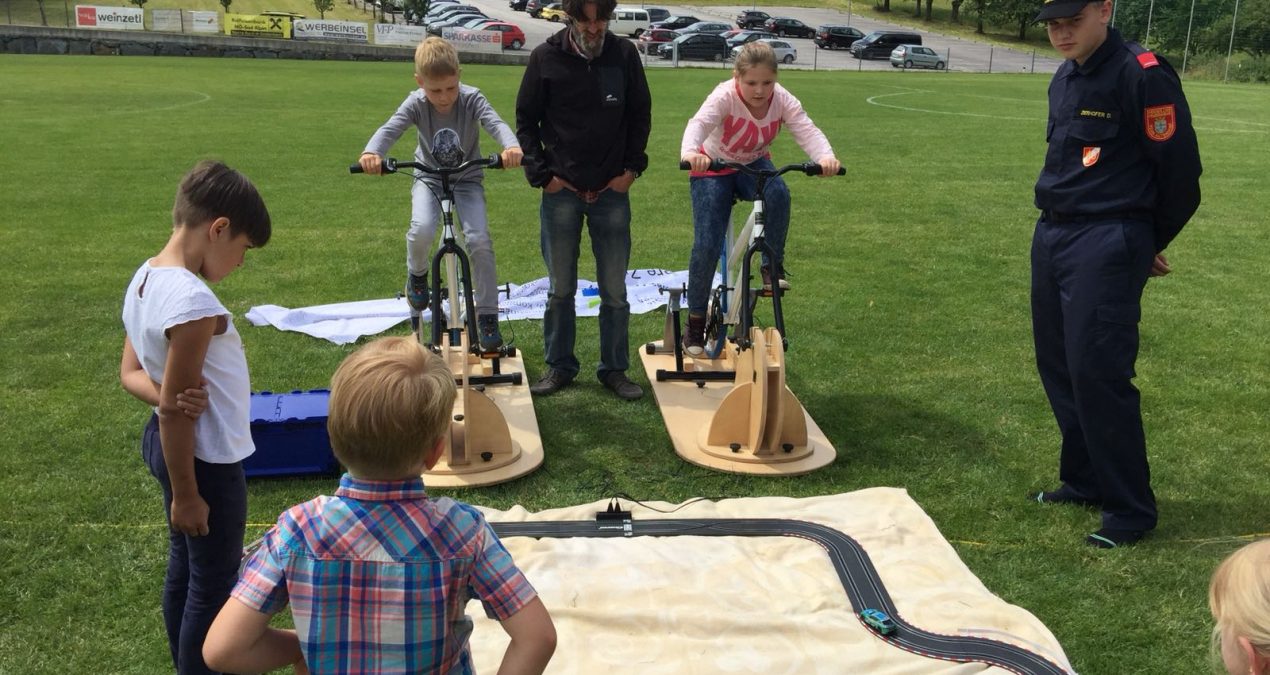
[1034,0,1098,22]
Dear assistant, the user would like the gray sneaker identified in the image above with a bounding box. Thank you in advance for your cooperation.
[477,314,503,352]
[600,371,643,400]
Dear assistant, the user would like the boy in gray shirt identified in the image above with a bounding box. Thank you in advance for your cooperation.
[359,37,522,351]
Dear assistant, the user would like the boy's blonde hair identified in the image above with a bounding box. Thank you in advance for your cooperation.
[733,41,779,77]
[415,36,460,80]
[1209,539,1270,668]
[327,336,456,479]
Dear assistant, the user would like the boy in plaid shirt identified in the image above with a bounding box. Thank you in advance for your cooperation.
[203,337,556,674]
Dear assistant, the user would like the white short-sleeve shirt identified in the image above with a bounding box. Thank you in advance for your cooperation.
[121,262,255,464]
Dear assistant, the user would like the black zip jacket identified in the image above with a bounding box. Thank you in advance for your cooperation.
[515,28,652,191]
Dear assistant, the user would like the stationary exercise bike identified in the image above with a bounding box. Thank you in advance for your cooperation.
[639,158,844,475]
[351,154,544,486]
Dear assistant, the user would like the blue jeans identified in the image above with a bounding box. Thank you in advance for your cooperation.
[142,415,247,675]
[539,188,631,380]
[687,156,790,315]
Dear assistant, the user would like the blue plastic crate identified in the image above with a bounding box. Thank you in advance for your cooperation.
[245,389,340,478]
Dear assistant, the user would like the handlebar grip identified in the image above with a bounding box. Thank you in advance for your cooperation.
[488,153,504,170]
[350,158,399,174]
[835,167,846,176]
[679,159,727,171]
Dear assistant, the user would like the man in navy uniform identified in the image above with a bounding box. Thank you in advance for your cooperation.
[1030,0,1201,548]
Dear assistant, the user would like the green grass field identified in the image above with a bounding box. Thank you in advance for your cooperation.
[1,55,1267,673]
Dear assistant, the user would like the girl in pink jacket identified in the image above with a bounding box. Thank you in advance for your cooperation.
[680,41,841,355]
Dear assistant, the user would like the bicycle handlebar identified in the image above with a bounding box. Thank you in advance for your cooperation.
[678,159,845,177]
[350,153,504,175]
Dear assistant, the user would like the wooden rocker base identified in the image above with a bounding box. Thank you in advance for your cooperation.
[638,328,836,476]
[425,334,544,488]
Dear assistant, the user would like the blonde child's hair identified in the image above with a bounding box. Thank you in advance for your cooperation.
[1209,539,1270,670]
[733,41,779,77]
[415,36,461,80]
[327,336,456,479]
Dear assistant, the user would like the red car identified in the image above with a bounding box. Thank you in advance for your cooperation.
[482,21,526,50]
[637,27,678,53]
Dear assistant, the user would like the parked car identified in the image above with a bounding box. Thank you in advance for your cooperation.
[736,37,796,63]
[763,17,815,39]
[850,30,922,59]
[644,6,669,23]
[424,4,476,21]
[891,44,946,69]
[658,33,729,61]
[610,6,651,37]
[508,0,527,10]
[539,3,566,21]
[428,13,485,34]
[526,0,545,17]
[676,21,730,36]
[726,29,775,49]
[735,10,769,29]
[815,24,863,49]
[483,21,526,50]
[637,27,678,53]
[650,15,699,31]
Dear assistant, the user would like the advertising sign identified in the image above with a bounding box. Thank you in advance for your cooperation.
[373,23,427,47]
[293,19,369,43]
[441,28,502,54]
[185,10,220,34]
[74,5,144,30]
[150,8,181,32]
[225,13,292,39]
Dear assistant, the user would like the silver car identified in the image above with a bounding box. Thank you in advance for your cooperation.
[732,38,797,64]
[890,44,946,70]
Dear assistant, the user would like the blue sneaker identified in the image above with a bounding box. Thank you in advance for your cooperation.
[406,272,429,312]
[478,314,503,352]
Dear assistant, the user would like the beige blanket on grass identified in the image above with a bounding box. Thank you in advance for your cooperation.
[467,489,1073,674]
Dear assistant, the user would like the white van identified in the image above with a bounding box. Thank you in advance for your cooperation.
[610,7,650,37]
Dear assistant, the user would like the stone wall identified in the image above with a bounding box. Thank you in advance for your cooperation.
[0,24,529,64]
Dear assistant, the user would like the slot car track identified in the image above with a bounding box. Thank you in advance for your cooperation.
[492,517,1070,675]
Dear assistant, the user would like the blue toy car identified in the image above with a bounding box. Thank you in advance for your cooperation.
[860,608,897,636]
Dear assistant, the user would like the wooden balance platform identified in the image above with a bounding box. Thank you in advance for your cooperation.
[424,333,544,488]
[639,326,836,476]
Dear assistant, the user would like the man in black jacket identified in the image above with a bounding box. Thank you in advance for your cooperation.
[516,0,652,400]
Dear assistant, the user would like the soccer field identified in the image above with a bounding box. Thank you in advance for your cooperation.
[1,55,1267,673]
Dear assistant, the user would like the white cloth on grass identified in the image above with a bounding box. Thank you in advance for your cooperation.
[246,269,706,345]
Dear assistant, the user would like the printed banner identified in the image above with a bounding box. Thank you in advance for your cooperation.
[442,27,502,53]
[185,10,219,34]
[373,22,427,47]
[74,5,144,30]
[224,13,292,39]
[150,8,181,32]
[293,19,369,43]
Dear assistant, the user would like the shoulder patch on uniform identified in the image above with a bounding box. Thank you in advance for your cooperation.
[1144,104,1176,141]
[1136,51,1160,69]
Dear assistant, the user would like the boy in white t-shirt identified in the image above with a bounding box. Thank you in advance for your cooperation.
[679,41,841,356]
[118,161,295,674]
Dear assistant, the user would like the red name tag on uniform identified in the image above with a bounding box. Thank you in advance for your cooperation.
[1144,104,1176,142]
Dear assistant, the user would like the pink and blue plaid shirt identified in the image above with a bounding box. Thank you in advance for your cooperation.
[231,474,537,674]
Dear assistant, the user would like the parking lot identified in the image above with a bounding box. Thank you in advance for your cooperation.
[454,0,1063,74]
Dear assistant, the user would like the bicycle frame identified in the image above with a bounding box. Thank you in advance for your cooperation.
[350,154,514,364]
